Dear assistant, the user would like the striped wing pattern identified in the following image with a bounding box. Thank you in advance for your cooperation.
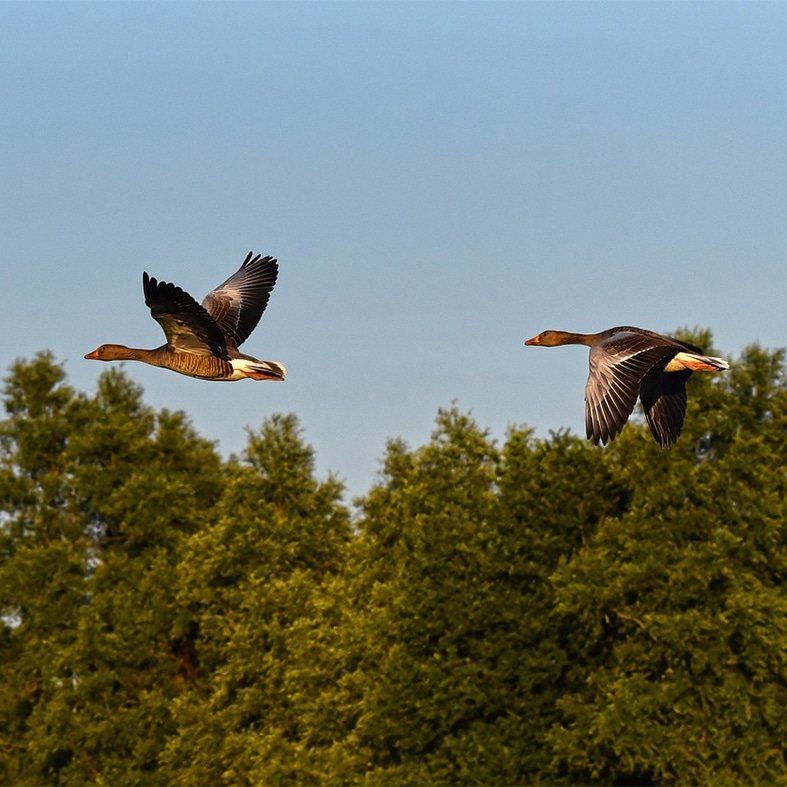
[585,332,678,445]
[202,252,279,350]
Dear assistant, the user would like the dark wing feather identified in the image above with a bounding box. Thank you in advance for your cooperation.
[585,333,677,445]
[143,273,230,359]
[202,252,279,349]
[640,365,692,447]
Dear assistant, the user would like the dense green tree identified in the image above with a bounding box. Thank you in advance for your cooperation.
[548,336,787,785]
[339,409,510,784]
[2,334,786,786]
[0,354,88,784]
[161,413,352,786]
[0,355,223,785]
[335,409,620,784]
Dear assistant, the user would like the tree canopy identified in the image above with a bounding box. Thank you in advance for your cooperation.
[1,334,786,785]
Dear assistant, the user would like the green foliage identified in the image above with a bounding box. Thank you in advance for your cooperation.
[2,334,787,785]
[549,333,787,785]
[0,354,223,785]
[160,413,352,786]
[345,410,518,783]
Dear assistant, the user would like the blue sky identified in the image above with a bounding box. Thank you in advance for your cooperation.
[2,2,786,501]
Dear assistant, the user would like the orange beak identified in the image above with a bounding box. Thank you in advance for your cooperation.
[84,350,100,360]
[524,335,541,346]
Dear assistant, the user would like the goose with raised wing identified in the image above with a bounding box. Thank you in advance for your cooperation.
[524,326,728,447]
[85,252,286,382]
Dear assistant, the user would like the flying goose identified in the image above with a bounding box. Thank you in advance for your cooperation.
[524,326,728,446]
[85,251,286,381]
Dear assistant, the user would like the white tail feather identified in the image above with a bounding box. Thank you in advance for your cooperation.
[669,352,729,372]
[230,358,287,381]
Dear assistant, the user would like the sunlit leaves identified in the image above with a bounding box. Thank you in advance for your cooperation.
[2,335,787,784]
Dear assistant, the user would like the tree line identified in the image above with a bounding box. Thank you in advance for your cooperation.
[1,330,786,785]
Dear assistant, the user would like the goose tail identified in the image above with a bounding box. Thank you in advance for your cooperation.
[232,358,287,381]
[671,352,729,372]
[248,360,287,381]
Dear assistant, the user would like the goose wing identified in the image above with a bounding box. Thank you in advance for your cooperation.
[143,273,230,359]
[202,252,279,349]
[640,365,692,447]
[585,331,677,445]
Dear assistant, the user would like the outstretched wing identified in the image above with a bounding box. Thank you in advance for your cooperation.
[202,252,279,349]
[143,273,230,359]
[640,366,692,448]
[585,332,676,445]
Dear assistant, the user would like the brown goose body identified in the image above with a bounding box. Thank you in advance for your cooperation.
[525,326,729,447]
[85,252,286,382]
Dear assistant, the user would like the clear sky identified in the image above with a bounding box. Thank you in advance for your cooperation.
[2,2,786,501]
